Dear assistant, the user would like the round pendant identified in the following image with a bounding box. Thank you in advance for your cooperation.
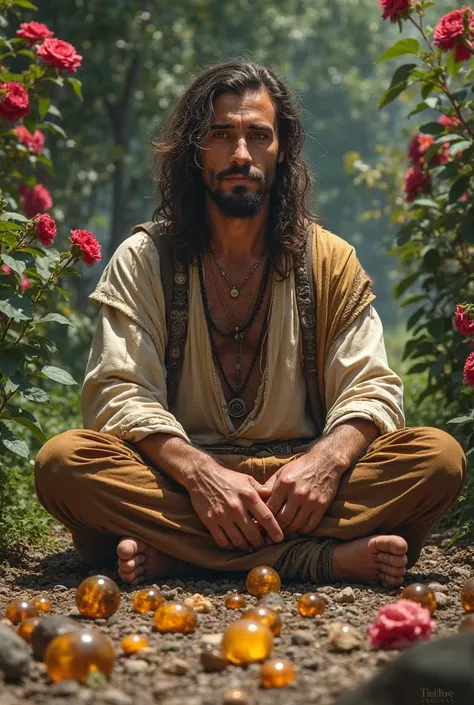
[228,398,246,419]
[230,287,239,298]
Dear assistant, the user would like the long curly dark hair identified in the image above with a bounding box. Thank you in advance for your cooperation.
[152,58,315,277]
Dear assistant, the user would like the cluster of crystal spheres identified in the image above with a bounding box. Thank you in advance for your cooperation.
[4,569,474,691]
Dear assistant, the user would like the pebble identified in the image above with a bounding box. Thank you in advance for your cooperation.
[50,679,80,696]
[0,625,30,681]
[435,592,449,609]
[291,630,314,645]
[123,659,149,674]
[428,582,448,593]
[451,567,471,580]
[153,679,177,698]
[222,688,249,705]
[201,633,223,647]
[184,594,213,613]
[334,587,355,604]
[302,658,321,671]
[162,657,190,675]
[327,622,362,652]
[103,689,134,705]
[53,585,68,592]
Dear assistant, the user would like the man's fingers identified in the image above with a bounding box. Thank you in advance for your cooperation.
[223,523,253,552]
[266,482,287,517]
[238,515,266,550]
[299,509,324,536]
[276,498,299,533]
[249,495,284,544]
[285,506,312,536]
[211,525,234,550]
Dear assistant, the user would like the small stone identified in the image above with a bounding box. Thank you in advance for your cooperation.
[53,585,68,592]
[153,679,177,698]
[222,688,249,705]
[50,679,80,696]
[334,587,355,604]
[302,658,321,671]
[162,657,190,675]
[184,594,213,613]
[257,593,285,612]
[30,615,79,661]
[327,622,362,652]
[434,592,449,609]
[201,633,223,647]
[291,630,314,645]
[428,582,448,593]
[0,625,30,681]
[200,644,228,672]
[103,688,133,705]
[123,659,149,674]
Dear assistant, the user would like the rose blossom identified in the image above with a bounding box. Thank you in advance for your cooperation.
[404,167,431,202]
[14,125,45,155]
[70,229,102,267]
[36,38,82,73]
[20,274,31,291]
[455,304,474,337]
[19,183,53,218]
[464,352,474,389]
[380,0,413,23]
[0,82,30,122]
[438,114,462,130]
[35,213,57,247]
[434,7,474,63]
[1,263,12,275]
[408,134,433,167]
[367,599,436,650]
[16,21,54,43]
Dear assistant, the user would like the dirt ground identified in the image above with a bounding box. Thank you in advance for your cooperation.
[0,529,473,705]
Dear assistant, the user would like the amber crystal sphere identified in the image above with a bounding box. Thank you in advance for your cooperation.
[225,594,247,610]
[401,583,437,614]
[5,599,39,625]
[32,597,52,614]
[297,593,325,618]
[153,601,197,633]
[461,579,474,613]
[241,606,281,636]
[132,587,164,614]
[245,566,281,598]
[459,614,474,631]
[45,629,115,684]
[17,617,41,643]
[260,658,296,688]
[121,633,149,654]
[222,619,273,665]
[76,575,121,620]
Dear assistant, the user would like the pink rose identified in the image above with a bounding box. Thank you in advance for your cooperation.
[19,183,53,218]
[438,114,462,131]
[16,21,54,43]
[35,213,57,247]
[464,351,474,389]
[1,263,12,275]
[380,0,414,23]
[70,229,102,267]
[408,134,433,167]
[367,599,436,650]
[14,125,45,155]
[0,82,30,122]
[20,274,31,291]
[36,38,82,73]
[455,304,474,337]
[433,7,474,62]
[404,167,431,202]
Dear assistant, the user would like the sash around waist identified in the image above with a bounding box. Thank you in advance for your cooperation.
[198,438,317,457]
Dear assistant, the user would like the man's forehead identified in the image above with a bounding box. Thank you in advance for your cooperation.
[212,88,276,127]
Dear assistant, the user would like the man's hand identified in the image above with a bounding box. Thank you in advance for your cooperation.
[188,466,284,552]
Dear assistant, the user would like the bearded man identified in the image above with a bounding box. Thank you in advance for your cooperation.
[35,59,466,587]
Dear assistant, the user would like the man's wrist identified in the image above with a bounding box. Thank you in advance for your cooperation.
[307,418,380,474]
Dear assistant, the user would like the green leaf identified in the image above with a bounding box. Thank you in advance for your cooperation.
[47,104,62,119]
[41,365,77,385]
[0,292,33,322]
[12,0,38,8]
[42,121,67,139]
[0,212,28,222]
[4,404,46,442]
[447,416,474,425]
[421,82,435,100]
[38,313,73,326]
[376,38,420,63]
[38,96,50,120]
[434,133,464,144]
[68,78,83,100]
[411,198,441,210]
[407,362,430,375]
[419,122,445,136]
[400,294,428,308]
[379,81,409,110]
[422,247,441,272]
[1,254,26,277]
[394,272,420,299]
[446,50,463,79]
[449,140,472,156]
[0,348,23,377]
[449,175,471,202]
[18,383,49,403]
[407,306,426,331]
[390,63,418,88]
[0,424,29,458]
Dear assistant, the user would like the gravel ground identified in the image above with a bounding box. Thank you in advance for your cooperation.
[0,529,473,705]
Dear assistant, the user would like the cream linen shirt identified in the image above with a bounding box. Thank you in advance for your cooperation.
[82,231,405,446]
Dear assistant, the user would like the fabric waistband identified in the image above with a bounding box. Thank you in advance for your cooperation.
[199,438,316,457]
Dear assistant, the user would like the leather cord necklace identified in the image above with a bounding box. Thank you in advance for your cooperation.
[209,244,266,298]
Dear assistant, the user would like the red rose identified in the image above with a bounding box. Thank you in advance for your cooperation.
[0,82,30,122]
[464,351,474,389]
[19,183,53,218]
[438,114,462,130]
[455,304,474,337]
[434,7,474,62]
[13,125,45,155]
[380,0,413,23]
[36,38,82,73]
[20,274,31,291]
[1,263,12,275]
[404,167,431,202]
[367,599,436,650]
[408,134,433,167]
[35,213,57,247]
[16,21,54,43]
[70,229,102,267]
[430,143,450,167]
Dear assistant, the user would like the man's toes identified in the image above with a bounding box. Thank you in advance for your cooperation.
[369,535,408,556]
[380,572,404,587]
[376,551,408,568]
[378,563,406,578]
[117,538,146,560]
[119,553,146,574]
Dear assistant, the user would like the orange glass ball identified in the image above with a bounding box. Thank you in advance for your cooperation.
[32,597,52,614]
[401,583,437,614]
[121,634,149,654]
[225,594,247,610]
[461,580,474,613]
[132,588,164,614]
[76,575,120,619]
[459,614,474,631]
[5,599,39,625]
[153,602,197,633]
[245,566,281,598]
[297,593,325,618]
[241,606,281,636]
[17,617,41,643]
[222,619,273,665]
[260,658,296,688]
[45,629,115,684]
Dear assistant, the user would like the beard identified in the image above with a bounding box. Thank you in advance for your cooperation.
[206,183,268,218]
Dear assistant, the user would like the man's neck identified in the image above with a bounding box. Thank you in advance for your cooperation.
[206,197,269,260]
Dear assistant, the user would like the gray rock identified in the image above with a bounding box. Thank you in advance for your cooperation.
[30,615,79,661]
[334,587,355,604]
[153,679,177,698]
[257,593,285,612]
[428,582,448,593]
[303,657,321,671]
[123,659,149,674]
[53,585,68,592]
[162,657,189,675]
[0,625,30,681]
[435,592,449,609]
[291,630,314,645]
[201,633,223,647]
[50,679,80,697]
[103,688,134,705]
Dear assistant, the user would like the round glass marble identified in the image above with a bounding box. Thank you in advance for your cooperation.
[245,566,281,598]
[76,575,121,620]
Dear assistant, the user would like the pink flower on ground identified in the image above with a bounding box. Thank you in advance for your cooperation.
[433,7,474,62]
[1,263,12,275]
[19,183,53,218]
[404,168,431,202]
[0,82,30,122]
[16,21,54,43]
[438,114,462,130]
[19,274,31,291]
[14,125,45,155]
[464,351,474,389]
[35,213,57,247]
[70,229,102,267]
[367,599,436,650]
[456,305,474,337]
[380,0,414,23]
[36,38,82,73]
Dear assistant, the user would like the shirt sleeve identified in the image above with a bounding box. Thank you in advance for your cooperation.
[81,305,191,444]
[323,304,405,436]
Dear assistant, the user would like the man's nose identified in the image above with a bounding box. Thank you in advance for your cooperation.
[230,138,252,166]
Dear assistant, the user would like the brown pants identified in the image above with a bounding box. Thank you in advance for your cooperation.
[34,426,466,583]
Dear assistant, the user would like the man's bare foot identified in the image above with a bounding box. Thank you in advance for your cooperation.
[117,537,183,585]
[331,535,408,587]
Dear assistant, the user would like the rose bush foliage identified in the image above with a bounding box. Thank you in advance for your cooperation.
[0,1,101,459]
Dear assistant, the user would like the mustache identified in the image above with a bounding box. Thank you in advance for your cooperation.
[216,166,264,182]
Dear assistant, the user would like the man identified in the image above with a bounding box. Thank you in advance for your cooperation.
[35,59,466,587]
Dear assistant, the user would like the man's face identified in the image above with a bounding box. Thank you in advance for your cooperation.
[200,87,284,218]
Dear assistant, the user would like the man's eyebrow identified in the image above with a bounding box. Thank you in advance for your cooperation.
[209,122,273,132]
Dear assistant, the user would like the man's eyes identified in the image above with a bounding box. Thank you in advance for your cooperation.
[211,132,268,140]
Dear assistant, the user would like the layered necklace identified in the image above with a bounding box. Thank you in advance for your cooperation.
[209,244,266,298]
[197,250,271,420]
